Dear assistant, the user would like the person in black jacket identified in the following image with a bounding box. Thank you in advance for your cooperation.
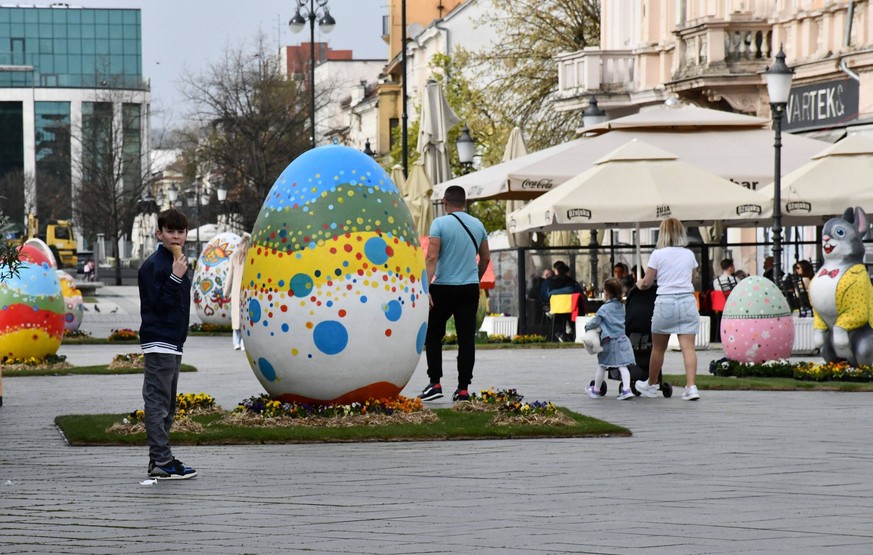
[138,208,197,480]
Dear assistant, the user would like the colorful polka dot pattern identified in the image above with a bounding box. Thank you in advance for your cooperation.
[721,276,794,362]
[240,145,429,404]
[0,244,65,360]
[57,270,84,332]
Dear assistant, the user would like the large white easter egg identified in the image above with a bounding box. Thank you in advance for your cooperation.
[193,232,243,326]
[240,145,429,404]
[56,270,84,331]
[720,276,794,363]
[0,243,65,360]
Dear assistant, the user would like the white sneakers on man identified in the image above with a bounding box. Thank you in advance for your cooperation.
[634,380,659,398]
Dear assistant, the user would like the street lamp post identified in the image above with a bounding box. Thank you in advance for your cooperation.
[581,95,608,129]
[764,47,795,285]
[455,124,475,176]
[289,0,336,149]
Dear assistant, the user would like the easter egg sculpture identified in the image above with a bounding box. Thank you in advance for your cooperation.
[0,243,66,360]
[57,270,84,331]
[720,275,794,363]
[193,232,243,326]
[240,145,429,404]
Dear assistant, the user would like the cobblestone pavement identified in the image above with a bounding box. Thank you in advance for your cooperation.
[1,288,871,554]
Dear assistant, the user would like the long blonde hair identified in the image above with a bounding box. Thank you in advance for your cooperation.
[656,218,688,249]
[231,232,250,265]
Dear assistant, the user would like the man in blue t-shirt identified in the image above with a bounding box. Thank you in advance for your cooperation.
[418,186,490,402]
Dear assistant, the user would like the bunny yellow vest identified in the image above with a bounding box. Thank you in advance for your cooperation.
[813,264,873,332]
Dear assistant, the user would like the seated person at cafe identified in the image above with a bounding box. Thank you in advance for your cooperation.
[713,258,738,292]
[542,261,586,341]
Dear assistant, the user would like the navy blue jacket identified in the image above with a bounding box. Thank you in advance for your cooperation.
[138,244,190,352]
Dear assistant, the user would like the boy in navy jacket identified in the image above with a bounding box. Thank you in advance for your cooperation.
[138,208,197,480]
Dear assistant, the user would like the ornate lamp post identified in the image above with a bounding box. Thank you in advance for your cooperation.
[763,47,794,284]
[289,0,336,149]
[581,95,607,128]
[455,124,475,176]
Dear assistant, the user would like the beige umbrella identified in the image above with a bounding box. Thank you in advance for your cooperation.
[508,139,773,233]
[404,162,434,237]
[435,103,826,201]
[417,80,461,186]
[390,164,407,197]
[758,134,873,226]
[502,127,533,248]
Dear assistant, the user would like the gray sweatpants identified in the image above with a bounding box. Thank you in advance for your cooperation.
[143,353,181,464]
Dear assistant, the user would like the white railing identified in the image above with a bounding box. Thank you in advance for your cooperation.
[556,48,635,95]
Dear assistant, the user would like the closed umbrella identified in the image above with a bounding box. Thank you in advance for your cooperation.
[390,164,407,198]
[404,161,434,237]
[759,134,873,225]
[503,127,532,248]
[417,80,461,186]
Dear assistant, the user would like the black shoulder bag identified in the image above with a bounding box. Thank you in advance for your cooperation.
[449,213,480,252]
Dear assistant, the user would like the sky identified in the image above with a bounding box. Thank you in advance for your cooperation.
[79,0,388,125]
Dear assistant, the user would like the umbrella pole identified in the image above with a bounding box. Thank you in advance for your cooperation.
[635,223,642,282]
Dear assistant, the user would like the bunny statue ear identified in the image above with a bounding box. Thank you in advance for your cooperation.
[855,207,870,239]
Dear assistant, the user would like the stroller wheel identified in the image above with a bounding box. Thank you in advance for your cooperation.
[661,382,673,398]
[589,380,607,396]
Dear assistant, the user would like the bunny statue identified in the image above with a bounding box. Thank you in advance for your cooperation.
[808,206,873,366]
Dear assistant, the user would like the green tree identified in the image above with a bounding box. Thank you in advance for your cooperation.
[469,0,601,152]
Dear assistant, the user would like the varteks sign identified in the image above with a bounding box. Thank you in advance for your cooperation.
[784,78,859,132]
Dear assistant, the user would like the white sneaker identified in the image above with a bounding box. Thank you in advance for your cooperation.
[584,385,602,399]
[617,388,634,400]
[635,380,659,398]
[682,385,700,401]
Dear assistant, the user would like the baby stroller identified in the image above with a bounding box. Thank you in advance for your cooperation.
[589,283,673,398]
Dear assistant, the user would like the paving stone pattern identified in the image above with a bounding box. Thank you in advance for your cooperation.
[1,287,872,553]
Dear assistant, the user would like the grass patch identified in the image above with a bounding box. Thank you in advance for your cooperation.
[664,374,873,392]
[4,364,196,377]
[55,407,629,446]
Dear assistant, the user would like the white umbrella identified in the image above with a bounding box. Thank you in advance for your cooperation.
[758,134,873,226]
[508,139,773,233]
[434,103,826,201]
[417,80,461,186]
[502,127,533,248]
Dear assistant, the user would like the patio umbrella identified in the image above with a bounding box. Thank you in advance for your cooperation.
[508,139,773,233]
[417,80,461,186]
[502,127,533,248]
[758,134,873,226]
[390,164,407,197]
[404,161,434,237]
[434,103,826,201]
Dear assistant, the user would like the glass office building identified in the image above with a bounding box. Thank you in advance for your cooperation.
[0,4,149,238]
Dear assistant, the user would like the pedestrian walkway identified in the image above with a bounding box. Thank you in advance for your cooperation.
[1,292,871,553]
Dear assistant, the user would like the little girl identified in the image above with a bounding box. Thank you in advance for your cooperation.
[584,277,636,400]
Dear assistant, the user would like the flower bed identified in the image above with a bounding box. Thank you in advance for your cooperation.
[109,328,139,342]
[108,352,144,369]
[189,323,233,333]
[0,353,71,371]
[709,357,873,382]
[107,393,218,435]
[442,334,548,345]
[455,388,574,426]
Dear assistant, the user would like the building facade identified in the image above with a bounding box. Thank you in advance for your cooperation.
[0,4,150,241]
[557,0,872,141]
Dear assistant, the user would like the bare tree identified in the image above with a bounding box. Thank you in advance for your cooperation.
[73,83,152,285]
[0,205,22,281]
[180,36,311,229]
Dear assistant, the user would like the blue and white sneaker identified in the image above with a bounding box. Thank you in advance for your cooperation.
[584,385,602,399]
[149,458,197,480]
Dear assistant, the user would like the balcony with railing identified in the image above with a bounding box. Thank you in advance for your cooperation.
[556,47,635,97]
[673,20,774,79]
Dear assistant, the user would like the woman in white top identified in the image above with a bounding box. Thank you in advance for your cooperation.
[222,232,250,350]
[634,218,700,401]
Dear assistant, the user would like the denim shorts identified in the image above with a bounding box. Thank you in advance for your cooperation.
[651,293,699,335]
